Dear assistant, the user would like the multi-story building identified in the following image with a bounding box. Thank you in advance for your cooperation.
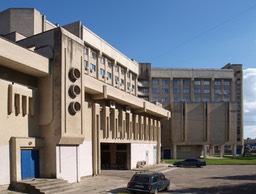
[139,63,243,159]
[0,8,170,187]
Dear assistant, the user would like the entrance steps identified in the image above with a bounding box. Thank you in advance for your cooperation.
[11,178,79,194]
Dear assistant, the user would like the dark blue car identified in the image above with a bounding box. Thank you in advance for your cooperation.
[127,171,170,193]
[173,158,206,167]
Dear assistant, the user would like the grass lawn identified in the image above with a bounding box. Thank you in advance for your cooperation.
[163,155,256,165]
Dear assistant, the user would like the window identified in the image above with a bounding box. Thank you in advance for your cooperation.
[162,88,169,94]
[215,80,221,86]
[152,79,159,85]
[100,57,105,64]
[107,60,112,68]
[115,65,119,72]
[90,63,96,72]
[183,79,190,85]
[142,80,149,85]
[204,81,210,85]
[194,80,201,85]
[100,68,105,76]
[107,72,112,79]
[163,97,169,103]
[127,72,130,79]
[121,67,125,75]
[174,97,179,102]
[184,97,190,102]
[121,79,124,85]
[142,88,149,93]
[90,50,96,59]
[224,97,230,102]
[84,60,88,70]
[173,79,180,86]
[84,47,88,55]
[194,89,201,94]
[224,80,231,86]
[132,74,135,81]
[203,97,210,102]
[173,88,179,94]
[115,76,119,82]
[162,79,169,85]
[215,89,221,94]
[152,97,160,102]
[152,88,160,94]
[224,90,230,95]
[204,89,210,94]
[183,89,190,94]
[215,97,222,102]
[195,97,201,102]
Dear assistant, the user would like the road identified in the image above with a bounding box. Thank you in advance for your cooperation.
[71,165,256,194]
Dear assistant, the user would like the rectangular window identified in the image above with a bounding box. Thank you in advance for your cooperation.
[224,80,231,86]
[115,65,119,72]
[84,60,88,70]
[84,47,88,55]
[204,89,210,94]
[121,79,124,85]
[107,61,112,68]
[121,67,125,75]
[152,88,159,94]
[162,88,169,94]
[224,97,230,102]
[194,89,201,94]
[115,76,119,82]
[90,63,96,72]
[163,97,169,102]
[107,72,112,79]
[127,72,130,79]
[100,57,105,64]
[183,79,190,86]
[152,79,159,85]
[215,97,222,102]
[183,89,190,94]
[162,79,169,85]
[224,90,230,95]
[194,80,201,85]
[100,68,105,76]
[173,79,180,86]
[215,80,221,86]
[174,97,179,102]
[195,97,201,102]
[203,97,210,102]
[90,50,96,59]
[132,74,135,81]
[183,97,190,102]
[142,88,149,93]
[215,89,221,94]
[204,80,210,85]
[173,88,179,94]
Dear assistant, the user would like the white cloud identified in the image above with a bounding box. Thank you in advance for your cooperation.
[243,68,256,139]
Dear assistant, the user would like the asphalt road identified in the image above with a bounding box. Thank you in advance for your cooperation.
[71,165,256,194]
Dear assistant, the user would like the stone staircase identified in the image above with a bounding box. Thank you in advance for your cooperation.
[11,178,79,194]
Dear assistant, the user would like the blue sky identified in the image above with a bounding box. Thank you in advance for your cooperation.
[1,0,256,138]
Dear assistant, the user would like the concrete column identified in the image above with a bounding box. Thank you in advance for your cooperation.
[209,145,213,156]
[173,144,177,159]
[203,145,207,158]
[157,121,161,163]
[220,144,224,158]
[92,103,100,175]
[232,144,237,157]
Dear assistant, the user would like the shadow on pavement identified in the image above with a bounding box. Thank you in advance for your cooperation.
[168,183,256,194]
[210,174,256,181]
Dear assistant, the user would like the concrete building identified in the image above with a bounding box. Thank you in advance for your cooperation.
[0,8,170,187]
[138,63,243,159]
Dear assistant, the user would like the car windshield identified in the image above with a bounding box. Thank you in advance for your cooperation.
[133,175,150,183]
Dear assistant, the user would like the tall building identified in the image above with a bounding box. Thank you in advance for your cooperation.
[0,8,170,187]
[138,63,243,159]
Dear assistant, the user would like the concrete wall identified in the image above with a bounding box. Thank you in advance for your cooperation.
[130,143,157,169]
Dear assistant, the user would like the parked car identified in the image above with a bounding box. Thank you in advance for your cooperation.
[127,171,170,193]
[173,158,206,167]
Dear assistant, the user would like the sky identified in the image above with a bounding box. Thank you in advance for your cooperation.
[1,0,256,138]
